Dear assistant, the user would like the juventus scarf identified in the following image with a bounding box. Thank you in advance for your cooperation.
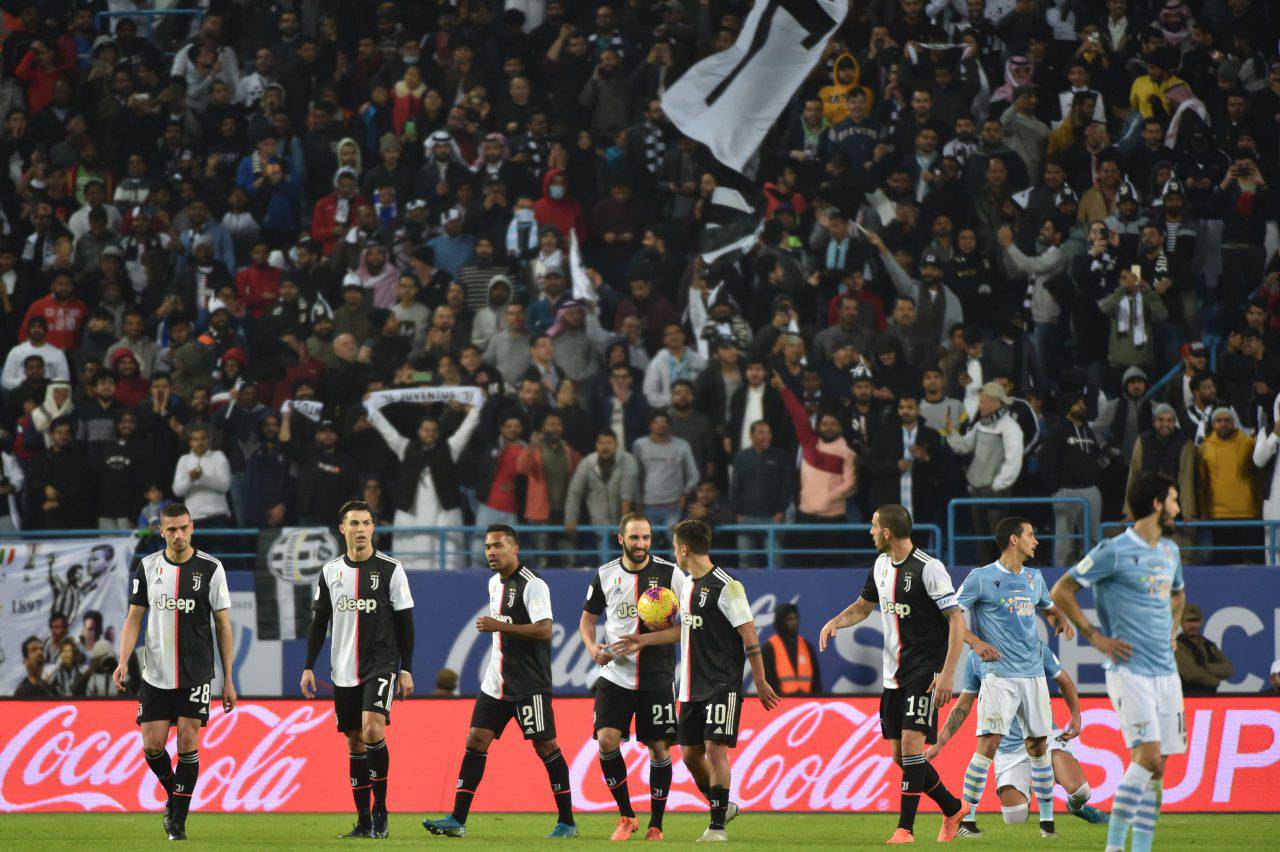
[365,385,485,411]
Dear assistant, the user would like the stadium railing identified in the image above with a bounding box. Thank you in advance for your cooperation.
[946,496,1093,567]
[1097,519,1280,564]
[95,8,204,50]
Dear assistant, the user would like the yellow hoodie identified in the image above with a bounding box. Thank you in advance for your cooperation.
[817,53,873,126]
[1197,428,1260,520]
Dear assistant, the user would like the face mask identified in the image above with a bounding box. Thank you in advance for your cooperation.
[549,185,565,200]
[403,55,418,64]
[516,208,535,223]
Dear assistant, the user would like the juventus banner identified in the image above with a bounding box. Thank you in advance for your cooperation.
[662,0,847,172]
[700,176,766,266]
[0,538,134,690]
[254,527,341,640]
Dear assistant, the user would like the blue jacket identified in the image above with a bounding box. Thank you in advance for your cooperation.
[236,155,301,233]
[728,446,794,517]
[244,440,294,525]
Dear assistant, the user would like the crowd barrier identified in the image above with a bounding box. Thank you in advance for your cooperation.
[1,697,1275,813]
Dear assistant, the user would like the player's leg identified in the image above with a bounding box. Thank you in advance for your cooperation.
[635,688,678,838]
[996,786,1031,824]
[645,740,673,838]
[962,678,1012,819]
[594,681,637,831]
[1129,675,1187,852]
[344,729,372,836]
[1024,734,1055,834]
[1104,671,1169,852]
[362,711,391,837]
[140,719,174,793]
[168,716,202,836]
[1018,677,1057,835]
[703,740,731,832]
[533,736,577,835]
[1052,748,1107,822]
[678,701,714,804]
[424,695,504,836]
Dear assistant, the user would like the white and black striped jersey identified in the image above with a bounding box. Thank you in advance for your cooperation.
[128,550,231,690]
[860,548,958,689]
[678,566,754,702]
[313,551,413,688]
[583,555,687,692]
[482,565,553,701]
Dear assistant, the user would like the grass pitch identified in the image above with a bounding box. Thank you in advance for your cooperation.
[0,812,1263,849]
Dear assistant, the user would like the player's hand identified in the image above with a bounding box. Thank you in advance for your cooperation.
[818,619,841,651]
[757,680,781,711]
[112,662,129,692]
[397,671,414,698]
[1053,617,1075,641]
[587,642,613,666]
[222,681,237,713]
[610,634,642,657]
[1089,631,1132,663]
[929,672,954,708]
[300,668,317,699]
[476,616,502,633]
[971,638,1001,661]
[1063,712,1081,740]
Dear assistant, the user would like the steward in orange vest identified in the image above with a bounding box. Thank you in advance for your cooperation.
[761,603,821,695]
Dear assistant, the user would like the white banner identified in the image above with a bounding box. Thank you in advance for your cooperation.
[364,385,484,412]
[0,538,135,691]
[569,228,594,302]
[662,0,847,172]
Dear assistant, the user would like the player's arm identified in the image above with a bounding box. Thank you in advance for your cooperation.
[963,627,1000,661]
[925,691,976,760]
[213,608,237,712]
[301,579,333,699]
[929,607,965,707]
[1036,572,1074,639]
[112,604,147,691]
[1049,574,1132,662]
[818,596,874,651]
[393,607,415,697]
[1169,588,1185,651]
[579,610,613,665]
[740,618,781,710]
[478,617,554,641]
[1054,669,1082,740]
[612,624,679,655]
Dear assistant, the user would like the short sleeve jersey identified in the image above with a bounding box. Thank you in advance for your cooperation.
[860,548,958,688]
[961,644,1064,755]
[312,551,414,688]
[583,554,687,691]
[482,564,554,701]
[1067,529,1184,676]
[678,567,753,702]
[129,550,231,690]
[955,561,1055,678]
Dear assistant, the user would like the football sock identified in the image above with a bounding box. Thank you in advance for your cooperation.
[649,755,672,830]
[451,748,487,824]
[697,781,713,803]
[349,752,370,817]
[708,785,729,830]
[170,750,199,825]
[1106,762,1153,850]
[365,739,388,813]
[966,801,979,822]
[144,748,173,791]
[962,753,992,806]
[1130,778,1163,852]
[898,753,925,832]
[599,749,635,818]
[919,759,963,815]
[1067,781,1092,812]
[542,748,575,825]
[1030,752,1055,823]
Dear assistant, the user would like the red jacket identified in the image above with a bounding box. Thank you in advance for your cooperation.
[533,167,586,243]
[516,442,582,521]
[20,295,88,349]
[236,264,283,318]
[14,50,70,115]
[484,442,525,513]
[310,192,371,256]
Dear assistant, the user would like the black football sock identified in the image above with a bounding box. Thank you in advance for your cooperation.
[542,748,575,825]
[349,752,371,819]
[144,748,173,792]
[451,748,487,824]
[697,782,713,803]
[898,754,926,832]
[708,785,729,830]
[170,750,199,826]
[599,749,635,818]
[920,759,963,816]
[649,756,672,830]
[365,739,389,813]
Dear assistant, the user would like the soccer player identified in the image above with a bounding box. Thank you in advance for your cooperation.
[301,500,415,839]
[952,517,1075,837]
[927,643,1109,835]
[817,504,967,844]
[613,519,780,842]
[112,503,236,841]
[424,524,578,839]
[580,513,687,841]
[1051,472,1186,852]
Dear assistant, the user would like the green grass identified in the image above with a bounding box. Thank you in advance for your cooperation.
[0,812,1266,849]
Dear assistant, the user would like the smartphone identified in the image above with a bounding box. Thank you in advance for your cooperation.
[411,371,433,383]
[1130,264,1142,279]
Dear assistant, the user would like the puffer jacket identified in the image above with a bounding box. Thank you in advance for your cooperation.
[1197,427,1260,519]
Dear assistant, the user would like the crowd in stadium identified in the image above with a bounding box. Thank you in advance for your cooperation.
[0,0,1278,566]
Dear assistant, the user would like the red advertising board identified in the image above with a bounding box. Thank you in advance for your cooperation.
[1,698,1277,813]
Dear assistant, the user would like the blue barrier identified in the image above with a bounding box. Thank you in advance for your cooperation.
[947,496,1093,567]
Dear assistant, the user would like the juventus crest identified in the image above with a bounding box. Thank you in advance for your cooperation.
[370,572,380,591]
[192,573,202,592]
[902,572,912,592]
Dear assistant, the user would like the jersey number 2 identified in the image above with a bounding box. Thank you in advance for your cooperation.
[519,704,538,730]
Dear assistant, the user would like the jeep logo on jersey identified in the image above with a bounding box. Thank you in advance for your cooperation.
[613,602,640,619]
[880,601,912,617]
[265,527,340,585]
[681,612,704,628]
[156,595,196,613]
[336,596,378,613]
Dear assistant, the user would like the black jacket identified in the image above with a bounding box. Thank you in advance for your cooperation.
[1040,417,1101,493]
[91,437,148,520]
[727,384,795,455]
[864,421,944,523]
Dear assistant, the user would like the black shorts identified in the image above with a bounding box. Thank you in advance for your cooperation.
[136,680,211,727]
[333,671,397,732]
[593,678,678,744]
[470,691,556,741]
[677,691,742,748]
[880,672,938,744]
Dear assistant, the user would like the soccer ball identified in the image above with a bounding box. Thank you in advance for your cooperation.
[637,586,679,630]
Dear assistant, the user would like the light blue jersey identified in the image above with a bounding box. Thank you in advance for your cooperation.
[955,561,1055,677]
[1067,528,1184,676]
[963,645,1063,755]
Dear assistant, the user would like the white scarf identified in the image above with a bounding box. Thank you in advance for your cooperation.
[282,399,323,422]
[365,385,485,412]
[1116,291,1147,348]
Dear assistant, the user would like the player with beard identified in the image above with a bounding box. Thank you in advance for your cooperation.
[580,513,688,841]
[817,504,967,843]
[1051,473,1186,852]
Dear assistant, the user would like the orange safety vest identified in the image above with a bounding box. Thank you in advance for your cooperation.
[767,633,814,695]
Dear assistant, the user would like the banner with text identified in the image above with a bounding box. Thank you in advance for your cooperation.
[0,697,1276,813]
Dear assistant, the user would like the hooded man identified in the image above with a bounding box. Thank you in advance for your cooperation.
[1197,407,1259,563]
[761,603,821,695]
[471,274,514,350]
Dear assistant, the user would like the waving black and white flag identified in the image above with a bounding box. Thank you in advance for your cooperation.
[662,0,847,173]
[700,174,766,266]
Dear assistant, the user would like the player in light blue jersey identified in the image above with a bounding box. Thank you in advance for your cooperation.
[1051,472,1186,852]
[954,517,1075,838]
[928,645,1108,836]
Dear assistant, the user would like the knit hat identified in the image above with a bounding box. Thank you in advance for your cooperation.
[1122,366,1148,384]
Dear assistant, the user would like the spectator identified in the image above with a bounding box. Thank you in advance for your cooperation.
[666,380,717,480]
[244,413,292,528]
[1197,407,1260,563]
[777,379,856,564]
[432,668,460,697]
[762,604,821,696]
[90,409,146,529]
[1125,404,1198,523]
[865,392,945,526]
[643,323,706,408]
[632,412,699,538]
[1100,266,1169,376]
[999,220,1067,392]
[473,414,527,552]
[288,419,358,527]
[565,429,639,535]
[728,360,792,457]
[1175,603,1235,695]
[28,417,91,529]
[13,637,54,698]
[1040,390,1103,566]
[944,382,1024,563]
[171,425,233,528]
[517,413,581,565]
[728,420,794,567]
[592,361,650,450]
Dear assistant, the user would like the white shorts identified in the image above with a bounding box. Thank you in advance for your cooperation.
[994,729,1070,796]
[1105,669,1187,754]
[976,675,1053,739]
